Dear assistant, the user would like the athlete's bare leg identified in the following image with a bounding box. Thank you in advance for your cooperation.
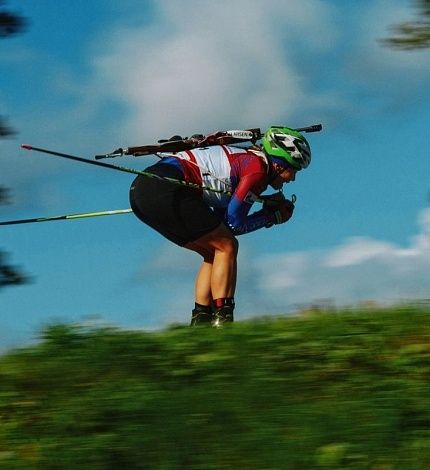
[185,223,238,302]
[194,260,213,306]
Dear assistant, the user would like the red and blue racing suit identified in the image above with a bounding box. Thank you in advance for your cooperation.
[159,145,273,235]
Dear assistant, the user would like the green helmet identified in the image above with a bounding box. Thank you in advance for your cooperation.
[262,126,311,170]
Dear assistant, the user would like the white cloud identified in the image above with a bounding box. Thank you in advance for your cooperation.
[325,238,397,268]
[90,0,336,142]
[83,0,430,144]
[251,208,430,311]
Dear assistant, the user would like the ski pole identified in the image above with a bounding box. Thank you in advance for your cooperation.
[0,195,296,226]
[21,144,296,207]
[20,144,290,204]
[0,193,297,226]
[21,144,144,176]
[21,144,235,196]
[21,144,236,195]
[0,208,133,226]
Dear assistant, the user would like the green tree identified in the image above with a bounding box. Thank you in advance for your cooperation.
[0,0,26,37]
[383,0,430,50]
[0,115,15,137]
[0,1,26,135]
[0,1,28,288]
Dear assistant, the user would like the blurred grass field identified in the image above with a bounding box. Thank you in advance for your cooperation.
[1,304,430,469]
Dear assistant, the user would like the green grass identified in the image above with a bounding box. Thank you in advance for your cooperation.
[1,305,430,469]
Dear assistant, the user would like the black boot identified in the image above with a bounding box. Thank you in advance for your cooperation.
[190,304,213,326]
[212,305,234,328]
[212,298,235,328]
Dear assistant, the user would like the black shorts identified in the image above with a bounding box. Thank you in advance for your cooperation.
[129,163,223,246]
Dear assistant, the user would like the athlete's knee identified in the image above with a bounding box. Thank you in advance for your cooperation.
[184,241,215,261]
[217,235,239,257]
[185,223,238,258]
[201,250,215,263]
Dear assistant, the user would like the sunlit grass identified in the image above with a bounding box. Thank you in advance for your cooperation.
[1,304,430,468]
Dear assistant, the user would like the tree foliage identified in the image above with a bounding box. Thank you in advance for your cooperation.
[383,0,430,50]
[0,1,25,137]
[0,251,28,287]
[0,306,430,468]
[0,1,28,289]
[0,116,16,138]
[0,186,10,205]
[0,192,27,287]
[0,182,28,286]
[0,0,26,38]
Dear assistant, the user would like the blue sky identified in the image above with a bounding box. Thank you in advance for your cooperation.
[1,0,430,349]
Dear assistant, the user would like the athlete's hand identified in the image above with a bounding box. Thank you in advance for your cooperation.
[264,195,295,226]
[273,199,295,224]
[262,192,286,211]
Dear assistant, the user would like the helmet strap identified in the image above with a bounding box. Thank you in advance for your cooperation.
[268,159,288,183]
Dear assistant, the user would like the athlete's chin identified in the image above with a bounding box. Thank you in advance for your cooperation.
[270,181,282,190]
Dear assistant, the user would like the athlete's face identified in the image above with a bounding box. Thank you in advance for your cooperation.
[270,167,297,190]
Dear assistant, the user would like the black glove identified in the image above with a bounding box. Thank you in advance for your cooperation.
[262,192,286,212]
[272,199,295,224]
[263,194,295,226]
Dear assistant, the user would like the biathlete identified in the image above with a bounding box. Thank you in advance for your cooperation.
[128,127,312,327]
